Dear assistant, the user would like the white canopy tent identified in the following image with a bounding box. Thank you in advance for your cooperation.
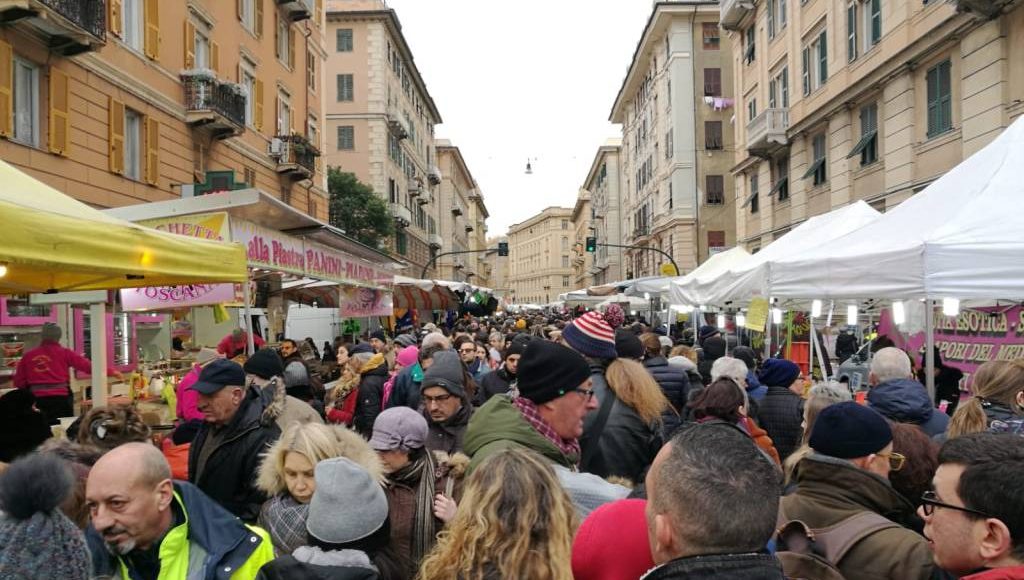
[667,246,752,305]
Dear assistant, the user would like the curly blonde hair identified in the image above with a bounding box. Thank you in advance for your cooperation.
[417,448,576,580]
[256,422,384,496]
[605,358,670,424]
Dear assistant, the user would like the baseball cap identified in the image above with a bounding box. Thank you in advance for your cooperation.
[191,359,247,395]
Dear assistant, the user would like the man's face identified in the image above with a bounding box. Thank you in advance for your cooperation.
[370,338,386,353]
[920,464,985,575]
[86,468,171,555]
[280,341,296,358]
[458,343,477,364]
[196,386,244,425]
[539,377,598,440]
[422,386,462,423]
[505,354,521,375]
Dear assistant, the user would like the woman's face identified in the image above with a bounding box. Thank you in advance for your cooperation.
[377,449,411,474]
[283,451,316,504]
[476,345,488,360]
[336,346,349,366]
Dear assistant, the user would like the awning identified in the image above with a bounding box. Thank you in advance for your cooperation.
[392,276,462,311]
[0,160,247,293]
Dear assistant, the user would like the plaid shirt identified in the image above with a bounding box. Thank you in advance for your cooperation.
[512,396,581,462]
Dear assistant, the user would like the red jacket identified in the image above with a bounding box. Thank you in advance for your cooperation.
[964,567,1024,580]
[14,340,95,397]
[216,333,265,358]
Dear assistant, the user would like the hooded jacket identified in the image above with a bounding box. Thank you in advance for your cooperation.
[641,553,785,580]
[781,453,935,580]
[868,378,949,437]
[644,356,689,437]
[87,481,275,580]
[188,387,281,522]
[464,394,576,472]
[385,364,423,411]
[0,390,51,463]
[354,354,389,436]
[257,378,324,432]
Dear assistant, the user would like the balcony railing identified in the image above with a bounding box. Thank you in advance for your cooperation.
[276,0,313,22]
[747,108,789,156]
[183,74,246,138]
[427,165,442,185]
[390,203,412,228]
[0,0,107,54]
[272,134,319,179]
[428,233,444,249]
[720,0,754,30]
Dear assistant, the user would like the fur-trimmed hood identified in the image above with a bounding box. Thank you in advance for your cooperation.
[432,450,470,481]
[257,424,385,496]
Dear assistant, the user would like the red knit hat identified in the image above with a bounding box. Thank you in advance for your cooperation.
[571,499,655,580]
[562,311,617,359]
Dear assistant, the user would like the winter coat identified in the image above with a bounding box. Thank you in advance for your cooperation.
[256,547,379,580]
[868,378,949,437]
[260,387,324,433]
[741,417,781,466]
[475,365,514,405]
[175,363,205,422]
[962,567,1024,580]
[425,402,473,455]
[983,401,1024,434]
[746,371,768,401]
[640,553,786,580]
[466,359,490,384]
[580,364,663,482]
[0,390,51,463]
[354,355,390,436]
[781,452,935,580]
[188,388,281,522]
[385,364,423,411]
[644,356,689,437]
[696,337,727,386]
[87,481,275,580]
[756,386,805,462]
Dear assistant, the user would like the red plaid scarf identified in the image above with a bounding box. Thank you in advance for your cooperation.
[512,396,581,463]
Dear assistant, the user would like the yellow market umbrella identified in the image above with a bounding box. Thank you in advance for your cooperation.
[0,160,247,293]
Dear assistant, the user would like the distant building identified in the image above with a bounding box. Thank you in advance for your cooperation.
[507,207,575,305]
[435,141,487,283]
[571,190,592,289]
[581,139,625,285]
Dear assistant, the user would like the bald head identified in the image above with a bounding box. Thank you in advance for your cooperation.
[96,442,171,487]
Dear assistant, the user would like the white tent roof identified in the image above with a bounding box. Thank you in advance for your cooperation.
[771,117,1024,300]
[668,246,752,305]
[670,201,880,306]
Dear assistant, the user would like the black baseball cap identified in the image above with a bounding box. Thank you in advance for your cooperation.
[191,359,247,394]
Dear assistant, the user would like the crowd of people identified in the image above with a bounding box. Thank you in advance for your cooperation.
[1,308,1024,579]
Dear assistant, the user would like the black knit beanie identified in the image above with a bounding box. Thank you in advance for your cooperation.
[516,340,591,405]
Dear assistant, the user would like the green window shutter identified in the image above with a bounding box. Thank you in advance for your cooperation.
[938,61,952,133]
[847,3,857,62]
[926,65,939,136]
[871,0,882,44]
[818,31,828,84]
[802,47,810,95]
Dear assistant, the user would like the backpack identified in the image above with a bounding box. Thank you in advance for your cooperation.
[774,508,899,580]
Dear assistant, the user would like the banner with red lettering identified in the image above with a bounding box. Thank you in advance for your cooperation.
[230,219,307,277]
[340,286,393,317]
[120,283,237,311]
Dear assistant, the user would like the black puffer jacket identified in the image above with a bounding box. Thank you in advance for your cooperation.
[188,388,281,522]
[643,356,689,438]
[697,337,727,386]
[756,386,805,462]
[580,362,663,482]
[355,359,390,437]
[475,366,514,405]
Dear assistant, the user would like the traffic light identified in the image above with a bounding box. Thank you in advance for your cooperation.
[585,237,597,252]
[497,241,509,257]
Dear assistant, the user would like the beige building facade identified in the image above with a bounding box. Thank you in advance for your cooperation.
[571,190,592,288]
[323,0,442,275]
[434,141,479,282]
[507,207,574,305]
[485,235,509,297]
[581,138,626,285]
[611,1,737,280]
[0,0,328,220]
[467,184,491,287]
[724,0,1024,248]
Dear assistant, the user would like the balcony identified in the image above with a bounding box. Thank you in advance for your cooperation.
[428,233,443,249]
[416,194,430,206]
[451,202,463,216]
[387,113,408,140]
[182,73,245,139]
[0,0,107,55]
[747,108,789,157]
[465,224,474,233]
[954,0,1007,17]
[390,203,412,228]
[276,0,312,22]
[427,165,442,185]
[467,188,481,201]
[408,178,423,197]
[271,134,319,180]
[720,0,754,30]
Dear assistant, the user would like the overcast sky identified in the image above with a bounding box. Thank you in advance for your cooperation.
[385,0,654,238]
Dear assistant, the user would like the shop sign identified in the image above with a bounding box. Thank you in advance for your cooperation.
[120,283,237,311]
[230,220,306,277]
[305,240,394,288]
[139,212,230,241]
[340,286,393,317]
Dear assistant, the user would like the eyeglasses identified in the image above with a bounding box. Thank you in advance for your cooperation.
[920,491,993,519]
[574,387,596,402]
[876,451,906,472]
[458,348,476,354]
[422,393,453,404]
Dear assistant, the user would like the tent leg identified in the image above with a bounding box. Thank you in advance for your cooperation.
[809,319,815,380]
[925,300,936,403]
[244,275,255,355]
[90,302,108,407]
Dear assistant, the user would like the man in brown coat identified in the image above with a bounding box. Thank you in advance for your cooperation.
[780,402,935,580]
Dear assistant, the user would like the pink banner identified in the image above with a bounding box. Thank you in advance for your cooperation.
[339,286,393,317]
[120,284,238,311]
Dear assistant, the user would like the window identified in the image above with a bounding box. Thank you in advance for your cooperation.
[194,28,210,69]
[276,16,292,67]
[706,175,724,204]
[561,219,569,230]
[240,0,259,34]
[744,25,756,64]
[849,102,878,165]
[926,60,952,138]
[666,130,673,159]
[802,31,828,95]
[708,231,726,250]
[749,174,760,213]
[561,237,568,251]
[276,90,291,135]
[12,58,38,146]
[122,0,143,51]
[768,0,786,38]
[705,121,723,150]
[244,166,256,186]
[240,66,256,127]
[396,231,408,255]
[847,3,858,62]
[562,276,570,287]
[306,51,316,91]
[562,255,569,268]
[336,74,353,102]
[771,156,790,201]
[802,133,827,186]
[124,108,142,180]
[748,98,757,124]
[704,68,721,96]
[338,125,354,150]
[306,115,318,149]
[769,66,789,108]
[336,28,353,52]
[702,23,720,50]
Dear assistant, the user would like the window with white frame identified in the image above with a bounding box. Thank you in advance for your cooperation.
[122,0,143,51]
[194,27,211,69]
[124,108,143,180]
[769,66,789,108]
[744,25,756,64]
[277,17,290,66]
[802,30,828,95]
[848,0,881,62]
[767,0,787,39]
[307,115,318,149]
[240,63,256,127]
[12,58,39,146]
[747,98,757,124]
[277,90,291,135]
[240,0,256,33]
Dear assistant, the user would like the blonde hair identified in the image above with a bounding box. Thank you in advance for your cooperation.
[417,448,576,580]
[257,422,384,496]
[782,384,852,484]
[670,345,699,365]
[948,360,1024,439]
[605,358,671,424]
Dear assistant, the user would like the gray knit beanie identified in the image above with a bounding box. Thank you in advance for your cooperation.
[306,457,388,544]
[0,454,91,579]
[419,350,467,399]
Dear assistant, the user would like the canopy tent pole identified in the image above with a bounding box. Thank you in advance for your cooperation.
[244,276,255,355]
[90,302,108,407]
[809,318,815,380]
[925,300,936,402]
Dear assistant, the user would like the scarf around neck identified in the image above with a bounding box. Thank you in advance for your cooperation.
[388,451,437,564]
[512,396,581,462]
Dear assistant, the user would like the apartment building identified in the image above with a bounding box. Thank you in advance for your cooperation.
[581,138,625,285]
[323,0,442,275]
[485,235,509,296]
[467,183,491,287]
[611,1,737,280]
[435,140,482,282]
[507,207,574,305]
[724,0,1024,248]
[571,189,592,289]
[0,0,327,218]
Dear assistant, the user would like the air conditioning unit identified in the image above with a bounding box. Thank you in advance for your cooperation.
[268,138,284,158]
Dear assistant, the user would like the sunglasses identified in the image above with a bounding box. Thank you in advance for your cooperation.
[920,491,993,518]
[876,451,906,472]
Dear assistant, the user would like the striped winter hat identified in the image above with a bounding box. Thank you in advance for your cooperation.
[562,311,618,360]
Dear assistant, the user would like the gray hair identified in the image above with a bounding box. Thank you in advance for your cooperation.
[711,357,749,388]
[421,332,451,351]
[807,382,853,404]
[870,347,912,384]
